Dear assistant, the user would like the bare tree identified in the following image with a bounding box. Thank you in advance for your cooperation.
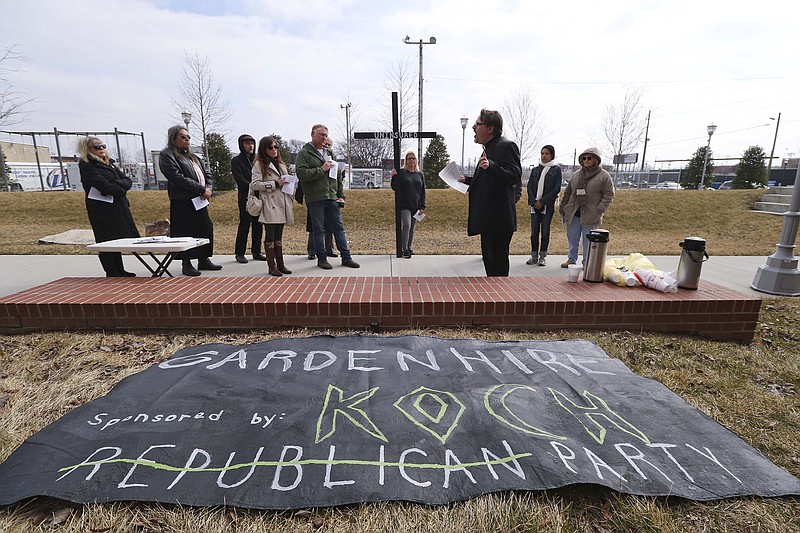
[601,86,647,176]
[502,86,545,165]
[379,58,417,155]
[336,99,391,168]
[1,44,36,189]
[171,52,232,163]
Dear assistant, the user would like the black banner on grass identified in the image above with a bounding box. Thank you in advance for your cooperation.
[0,336,798,509]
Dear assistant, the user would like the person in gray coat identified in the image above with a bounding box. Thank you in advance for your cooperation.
[558,147,614,267]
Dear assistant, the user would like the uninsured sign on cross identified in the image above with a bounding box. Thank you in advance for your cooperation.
[354,92,437,257]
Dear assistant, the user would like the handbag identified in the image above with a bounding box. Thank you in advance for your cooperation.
[246,188,263,217]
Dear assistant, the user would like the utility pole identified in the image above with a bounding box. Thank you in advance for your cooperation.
[340,102,352,186]
[640,110,651,172]
[769,112,781,169]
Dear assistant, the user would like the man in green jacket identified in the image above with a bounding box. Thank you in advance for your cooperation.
[295,124,360,270]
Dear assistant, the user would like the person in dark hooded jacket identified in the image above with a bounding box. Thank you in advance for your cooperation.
[231,133,265,263]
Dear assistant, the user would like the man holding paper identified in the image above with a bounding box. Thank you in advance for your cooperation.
[295,124,360,270]
[458,109,522,276]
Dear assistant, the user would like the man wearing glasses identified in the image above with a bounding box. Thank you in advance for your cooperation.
[458,109,522,276]
[558,147,615,268]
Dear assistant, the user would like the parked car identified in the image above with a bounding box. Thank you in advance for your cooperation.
[651,181,681,190]
[718,180,733,190]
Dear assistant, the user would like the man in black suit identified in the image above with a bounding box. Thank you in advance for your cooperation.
[459,109,522,276]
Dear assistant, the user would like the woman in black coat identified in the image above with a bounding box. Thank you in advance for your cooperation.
[526,144,562,266]
[77,136,140,277]
[158,125,221,276]
[390,150,426,258]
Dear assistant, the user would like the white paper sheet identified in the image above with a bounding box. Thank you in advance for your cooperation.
[87,186,114,203]
[438,161,469,194]
[281,174,297,195]
[192,196,210,210]
[413,210,426,222]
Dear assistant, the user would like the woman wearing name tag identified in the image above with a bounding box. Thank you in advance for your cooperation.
[158,125,221,277]
[526,144,561,266]
[250,136,294,276]
[77,136,140,277]
[559,147,614,268]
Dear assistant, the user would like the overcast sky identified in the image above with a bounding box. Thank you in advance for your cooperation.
[2,0,799,169]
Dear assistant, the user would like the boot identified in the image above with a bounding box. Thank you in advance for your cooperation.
[275,240,292,274]
[198,257,222,271]
[182,259,201,276]
[265,241,282,276]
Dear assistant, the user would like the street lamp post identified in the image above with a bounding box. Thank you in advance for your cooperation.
[699,123,716,188]
[404,35,436,170]
[769,113,781,169]
[460,116,468,169]
[181,111,192,132]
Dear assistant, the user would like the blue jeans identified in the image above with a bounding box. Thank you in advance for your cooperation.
[566,215,597,264]
[308,200,351,262]
[530,209,554,256]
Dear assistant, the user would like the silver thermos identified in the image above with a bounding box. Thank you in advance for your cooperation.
[677,237,709,290]
[584,229,610,283]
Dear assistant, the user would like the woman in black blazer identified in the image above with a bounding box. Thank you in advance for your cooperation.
[158,125,221,276]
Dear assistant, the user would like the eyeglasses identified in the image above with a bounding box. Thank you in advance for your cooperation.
[474,121,487,128]
[179,134,191,140]
[92,144,107,150]
[580,156,595,161]
[268,145,278,150]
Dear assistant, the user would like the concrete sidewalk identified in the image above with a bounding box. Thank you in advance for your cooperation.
[0,253,774,298]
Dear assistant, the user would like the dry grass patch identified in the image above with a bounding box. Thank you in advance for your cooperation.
[0,188,782,256]
[1,299,799,531]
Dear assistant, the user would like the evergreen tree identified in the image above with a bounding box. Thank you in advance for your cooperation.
[733,146,767,189]
[202,132,234,191]
[422,135,450,189]
[681,146,713,189]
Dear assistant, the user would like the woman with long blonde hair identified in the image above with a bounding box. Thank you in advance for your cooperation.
[77,136,139,277]
[390,151,426,258]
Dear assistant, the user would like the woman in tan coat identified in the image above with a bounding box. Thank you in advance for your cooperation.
[251,136,294,276]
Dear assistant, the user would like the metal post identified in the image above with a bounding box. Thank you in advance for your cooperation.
[31,133,45,191]
[341,102,352,186]
[114,127,123,163]
[640,110,650,172]
[769,112,781,169]
[460,116,468,169]
[404,36,435,171]
[53,128,67,190]
[140,132,151,189]
[751,164,800,295]
[0,140,8,190]
[699,124,716,188]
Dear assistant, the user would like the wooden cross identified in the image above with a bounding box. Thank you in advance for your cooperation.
[354,92,437,257]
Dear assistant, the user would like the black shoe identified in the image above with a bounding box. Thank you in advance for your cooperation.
[235,254,249,264]
[342,259,360,268]
[402,249,411,259]
[198,258,222,271]
[121,270,137,277]
[182,264,201,276]
[252,253,267,261]
[307,253,316,260]
[326,250,338,258]
[317,260,333,270]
